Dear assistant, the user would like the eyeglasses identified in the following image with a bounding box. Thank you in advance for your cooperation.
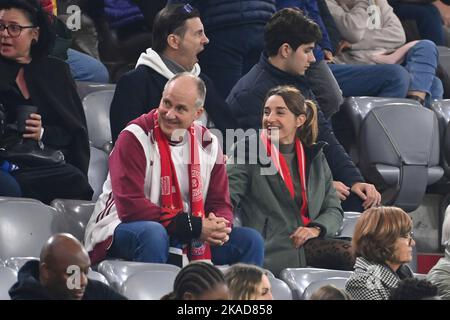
[0,23,36,38]
[402,232,414,246]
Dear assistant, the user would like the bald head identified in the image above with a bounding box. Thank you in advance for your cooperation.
[40,233,90,300]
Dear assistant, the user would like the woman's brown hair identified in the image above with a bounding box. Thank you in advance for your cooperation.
[263,85,318,146]
[352,206,413,264]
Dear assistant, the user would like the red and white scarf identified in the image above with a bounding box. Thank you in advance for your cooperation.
[153,111,211,261]
[261,131,310,225]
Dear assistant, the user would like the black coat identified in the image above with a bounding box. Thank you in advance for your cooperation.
[226,53,364,187]
[109,64,239,144]
[0,56,90,175]
[9,261,126,300]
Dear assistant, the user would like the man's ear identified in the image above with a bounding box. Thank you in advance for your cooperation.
[194,107,204,120]
[32,26,40,42]
[39,262,49,283]
[279,43,291,59]
[167,34,180,50]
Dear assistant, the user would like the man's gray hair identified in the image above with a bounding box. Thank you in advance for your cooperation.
[164,72,206,108]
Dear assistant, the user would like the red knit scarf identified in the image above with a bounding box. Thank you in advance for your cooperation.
[153,111,211,261]
[261,131,310,225]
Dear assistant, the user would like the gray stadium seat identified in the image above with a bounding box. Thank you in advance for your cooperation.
[76,81,116,101]
[336,211,361,239]
[51,199,96,242]
[82,89,115,153]
[343,97,443,212]
[302,277,349,300]
[0,199,58,260]
[88,146,110,200]
[280,267,353,300]
[121,270,177,300]
[4,257,39,271]
[4,256,109,285]
[97,260,181,292]
[431,99,450,176]
[269,276,293,300]
[0,266,17,300]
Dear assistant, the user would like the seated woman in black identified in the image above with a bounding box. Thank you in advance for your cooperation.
[0,0,92,203]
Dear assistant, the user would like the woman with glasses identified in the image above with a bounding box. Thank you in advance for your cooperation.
[346,206,415,300]
[0,0,92,203]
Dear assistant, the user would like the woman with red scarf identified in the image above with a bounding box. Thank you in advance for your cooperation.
[227,85,353,276]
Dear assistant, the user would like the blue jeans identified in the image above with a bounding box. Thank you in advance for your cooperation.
[391,3,445,46]
[402,40,443,102]
[107,221,264,266]
[66,49,110,83]
[329,63,410,98]
[0,170,21,197]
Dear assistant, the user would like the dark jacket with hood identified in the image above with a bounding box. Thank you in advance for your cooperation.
[9,260,126,300]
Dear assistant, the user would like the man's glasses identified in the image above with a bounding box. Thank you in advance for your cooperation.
[0,23,36,38]
[402,232,414,246]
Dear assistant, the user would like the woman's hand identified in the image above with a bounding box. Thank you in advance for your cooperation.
[23,113,42,141]
[289,226,320,249]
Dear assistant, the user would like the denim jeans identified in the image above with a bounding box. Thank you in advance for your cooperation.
[107,221,265,266]
[66,49,110,83]
[402,40,443,102]
[329,63,410,98]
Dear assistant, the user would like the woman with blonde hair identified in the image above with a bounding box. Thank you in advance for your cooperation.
[225,263,273,300]
[227,85,353,276]
[346,206,415,300]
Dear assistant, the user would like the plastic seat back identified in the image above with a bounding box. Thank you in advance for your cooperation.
[0,199,58,260]
[87,146,109,200]
[344,97,443,212]
[302,277,349,300]
[280,267,353,300]
[82,90,115,153]
[97,260,181,292]
[270,277,293,300]
[121,270,177,300]
[51,199,96,242]
[0,266,17,300]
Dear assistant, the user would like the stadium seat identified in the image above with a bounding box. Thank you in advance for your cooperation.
[82,89,115,153]
[431,99,450,176]
[76,82,116,101]
[269,277,293,300]
[343,97,443,212]
[51,199,96,242]
[280,267,352,300]
[0,198,58,260]
[97,260,181,292]
[88,270,110,285]
[4,257,38,271]
[336,211,361,239]
[302,277,349,300]
[120,270,176,300]
[0,266,17,300]
[88,146,110,200]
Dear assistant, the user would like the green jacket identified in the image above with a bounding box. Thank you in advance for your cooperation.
[227,135,343,276]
